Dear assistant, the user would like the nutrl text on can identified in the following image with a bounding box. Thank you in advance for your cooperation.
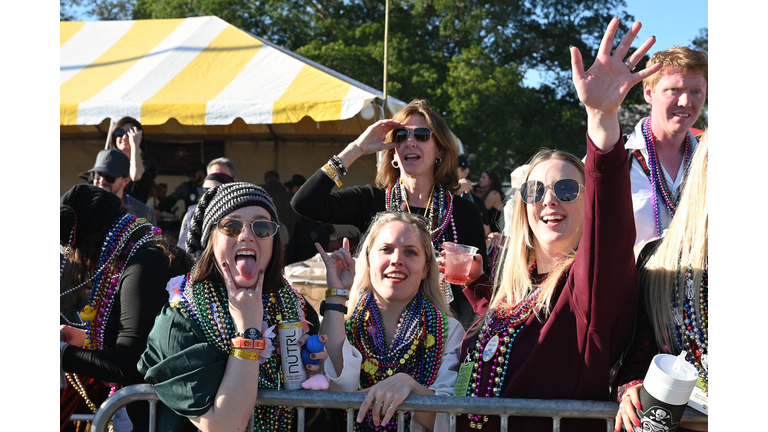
[277,320,306,389]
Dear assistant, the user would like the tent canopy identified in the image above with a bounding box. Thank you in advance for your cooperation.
[60,16,406,128]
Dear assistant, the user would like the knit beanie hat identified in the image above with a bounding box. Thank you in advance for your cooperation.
[60,184,123,246]
[186,182,279,254]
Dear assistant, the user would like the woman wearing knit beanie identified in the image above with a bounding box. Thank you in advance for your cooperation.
[59,184,193,431]
[139,182,327,432]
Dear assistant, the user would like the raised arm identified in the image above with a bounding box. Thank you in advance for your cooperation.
[570,18,662,150]
[315,238,356,378]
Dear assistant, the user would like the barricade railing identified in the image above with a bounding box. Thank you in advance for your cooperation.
[91,384,708,432]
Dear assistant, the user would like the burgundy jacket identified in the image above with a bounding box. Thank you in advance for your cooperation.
[457,134,638,432]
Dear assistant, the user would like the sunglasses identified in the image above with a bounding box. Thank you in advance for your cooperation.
[197,186,211,197]
[519,179,583,204]
[112,128,127,139]
[216,218,279,239]
[392,127,433,143]
[93,171,117,184]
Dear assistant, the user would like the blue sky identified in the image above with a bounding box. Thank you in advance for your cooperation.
[624,0,707,51]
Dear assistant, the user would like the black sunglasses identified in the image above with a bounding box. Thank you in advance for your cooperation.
[112,128,127,139]
[93,171,117,184]
[216,218,279,239]
[519,179,583,204]
[392,127,433,143]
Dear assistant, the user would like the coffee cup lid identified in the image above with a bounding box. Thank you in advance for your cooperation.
[643,352,700,405]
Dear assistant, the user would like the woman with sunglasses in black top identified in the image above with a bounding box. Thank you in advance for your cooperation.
[291,99,487,330]
[139,183,326,432]
[444,19,659,431]
[475,169,504,233]
[108,116,158,203]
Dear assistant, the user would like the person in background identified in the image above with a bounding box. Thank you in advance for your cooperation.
[177,171,235,251]
[207,157,238,181]
[475,169,504,233]
[613,131,709,432]
[284,174,334,264]
[621,46,707,249]
[455,155,490,236]
[291,99,487,330]
[60,184,192,431]
[160,162,206,216]
[261,170,296,243]
[108,116,158,204]
[89,149,157,225]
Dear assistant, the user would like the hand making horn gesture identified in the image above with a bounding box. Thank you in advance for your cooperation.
[570,18,663,149]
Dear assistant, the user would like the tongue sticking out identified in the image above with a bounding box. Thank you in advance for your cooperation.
[235,256,258,280]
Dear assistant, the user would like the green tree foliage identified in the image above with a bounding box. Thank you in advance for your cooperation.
[691,27,708,130]
[60,1,706,175]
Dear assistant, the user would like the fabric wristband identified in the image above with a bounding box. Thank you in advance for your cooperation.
[230,348,261,361]
[231,338,265,350]
[325,287,350,299]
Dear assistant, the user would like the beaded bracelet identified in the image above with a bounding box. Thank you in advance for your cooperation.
[322,164,342,188]
[230,348,261,361]
[231,337,265,350]
[330,155,348,176]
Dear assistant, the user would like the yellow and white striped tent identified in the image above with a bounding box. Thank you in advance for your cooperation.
[60,15,405,127]
[60,16,463,196]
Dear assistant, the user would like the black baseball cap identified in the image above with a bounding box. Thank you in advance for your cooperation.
[88,149,129,179]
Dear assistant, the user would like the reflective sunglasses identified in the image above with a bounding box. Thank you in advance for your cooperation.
[519,179,583,204]
[216,218,279,239]
[93,171,117,184]
[392,127,433,143]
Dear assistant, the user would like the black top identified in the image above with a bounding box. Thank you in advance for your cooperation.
[62,244,190,430]
[292,169,489,270]
[125,161,158,204]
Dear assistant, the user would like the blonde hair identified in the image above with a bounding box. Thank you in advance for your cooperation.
[643,46,708,92]
[640,130,708,353]
[375,100,460,193]
[489,149,585,317]
[345,212,451,320]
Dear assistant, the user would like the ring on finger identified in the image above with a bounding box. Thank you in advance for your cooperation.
[388,405,396,411]
[375,401,384,406]
[623,60,636,72]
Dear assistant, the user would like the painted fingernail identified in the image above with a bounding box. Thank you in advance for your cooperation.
[635,401,641,409]
[634,419,641,427]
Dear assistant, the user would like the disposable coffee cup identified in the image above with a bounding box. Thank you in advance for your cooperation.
[631,351,699,432]
[442,242,479,285]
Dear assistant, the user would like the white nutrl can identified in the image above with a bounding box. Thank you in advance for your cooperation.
[277,320,307,389]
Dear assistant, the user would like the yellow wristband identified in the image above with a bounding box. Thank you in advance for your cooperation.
[322,164,343,188]
[325,288,350,299]
[230,348,261,361]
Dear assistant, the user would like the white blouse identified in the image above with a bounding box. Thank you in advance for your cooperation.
[324,316,464,431]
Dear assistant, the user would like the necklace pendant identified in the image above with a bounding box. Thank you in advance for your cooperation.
[482,335,500,362]
[686,279,695,299]
[701,353,708,371]
[673,308,683,326]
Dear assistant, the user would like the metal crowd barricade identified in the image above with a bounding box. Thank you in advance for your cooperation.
[91,384,708,432]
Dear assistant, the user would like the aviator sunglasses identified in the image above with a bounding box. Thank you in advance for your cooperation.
[392,127,433,143]
[519,179,583,204]
[216,218,279,239]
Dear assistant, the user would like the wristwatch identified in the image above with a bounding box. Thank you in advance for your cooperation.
[319,300,348,316]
